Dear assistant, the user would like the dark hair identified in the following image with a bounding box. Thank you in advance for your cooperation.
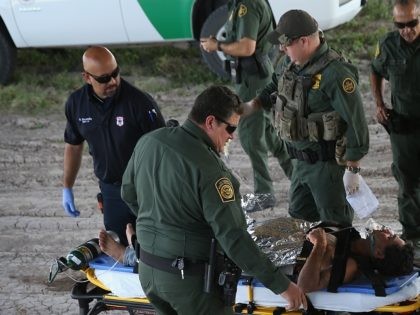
[188,85,242,124]
[395,0,419,6]
[372,243,414,276]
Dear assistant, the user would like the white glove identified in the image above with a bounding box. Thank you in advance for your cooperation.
[343,169,360,195]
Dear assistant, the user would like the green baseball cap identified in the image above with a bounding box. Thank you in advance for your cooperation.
[267,9,319,45]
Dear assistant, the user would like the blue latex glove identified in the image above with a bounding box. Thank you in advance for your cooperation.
[62,188,80,217]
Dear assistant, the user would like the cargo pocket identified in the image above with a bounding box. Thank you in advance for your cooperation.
[279,106,297,141]
[322,111,341,141]
[307,112,324,142]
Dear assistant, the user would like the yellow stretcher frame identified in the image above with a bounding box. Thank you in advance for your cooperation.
[80,268,420,315]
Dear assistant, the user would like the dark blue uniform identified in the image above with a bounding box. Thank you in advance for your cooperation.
[64,78,165,245]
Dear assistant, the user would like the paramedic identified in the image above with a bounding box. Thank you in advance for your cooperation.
[62,46,165,246]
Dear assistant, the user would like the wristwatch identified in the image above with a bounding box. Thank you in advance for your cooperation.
[346,165,361,174]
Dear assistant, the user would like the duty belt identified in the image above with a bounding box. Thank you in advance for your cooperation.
[287,141,335,164]
[139,247,205,276]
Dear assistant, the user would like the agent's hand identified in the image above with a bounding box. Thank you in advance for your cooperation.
[343,170,360,195]
[241,99,262,118]
[280,282,308,311]
[200,36,218,53]
[62,188,80,217]
[376,103,390,124]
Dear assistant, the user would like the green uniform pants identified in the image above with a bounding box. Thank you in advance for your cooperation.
[390,130,420,240]
[139,261,233,315]
[238,109,293,194]
[235,68,292,195]
[288,159,353,226]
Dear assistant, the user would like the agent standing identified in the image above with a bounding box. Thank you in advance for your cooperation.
[200,0,293,212]
[122,85,307,315]
[247,10,369,226]
[62,46,165,246]
[370,0,420,266]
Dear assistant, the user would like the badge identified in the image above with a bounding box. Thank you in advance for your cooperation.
[238,4,247,17]
[342,77,356,94]
[374,42,380,58]
[215,177,235,203]
[312,74,322,89]
[116,116,124,127]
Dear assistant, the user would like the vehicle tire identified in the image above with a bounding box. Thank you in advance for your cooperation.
[200,4,230,80]
[0,28,17,85]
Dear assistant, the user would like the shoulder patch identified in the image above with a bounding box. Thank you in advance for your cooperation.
[342,77,356,94]
[215,177,235,203]
[238,4,247,17]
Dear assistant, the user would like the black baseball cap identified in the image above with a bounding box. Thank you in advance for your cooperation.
[267,9,319,45]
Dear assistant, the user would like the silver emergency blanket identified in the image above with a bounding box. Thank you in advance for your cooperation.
[247,217,317,266]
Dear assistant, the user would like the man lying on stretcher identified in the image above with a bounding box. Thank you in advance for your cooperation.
[98,221,414,294]
[296,223,414,293]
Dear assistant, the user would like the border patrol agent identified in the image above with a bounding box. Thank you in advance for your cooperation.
[247,10,369,226]
[200,0,293,213]
[62,46,165,246]
[122,86,307,315]
[370,0,420,266]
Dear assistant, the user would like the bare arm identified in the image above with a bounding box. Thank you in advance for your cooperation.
[370,72,389,124]
[200,37,256,57]
[63,143,84,188]
[298,228,358,292]
[297,228,329,292]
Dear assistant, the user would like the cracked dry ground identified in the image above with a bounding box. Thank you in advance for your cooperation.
[0,63,399,314]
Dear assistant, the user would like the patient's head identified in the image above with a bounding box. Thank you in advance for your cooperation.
[370,229,414,276]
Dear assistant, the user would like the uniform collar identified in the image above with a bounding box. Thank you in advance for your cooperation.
[182,119,219,156]
[298,40,329,73]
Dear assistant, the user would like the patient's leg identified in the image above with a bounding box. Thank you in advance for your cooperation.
[99,229,125,263]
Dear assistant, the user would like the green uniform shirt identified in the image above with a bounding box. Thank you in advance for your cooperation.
[122,119,290,294]
[258,42,369,161]
[225,0,273,55]
[371,31,420,118]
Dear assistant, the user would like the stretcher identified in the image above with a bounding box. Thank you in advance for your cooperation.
[70,254,420,315]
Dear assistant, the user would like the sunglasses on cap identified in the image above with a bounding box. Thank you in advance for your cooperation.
[214,116,237,134]
[394,18,419,29]
[85,66,120,84]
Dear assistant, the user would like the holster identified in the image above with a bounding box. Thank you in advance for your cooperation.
[387,110,419,134]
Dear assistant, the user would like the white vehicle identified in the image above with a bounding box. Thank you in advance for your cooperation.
[0,0,366,84]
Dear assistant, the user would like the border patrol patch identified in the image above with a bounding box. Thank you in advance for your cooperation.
[238,4,247,17]
[215,177,235,203]
[342,77,356,94]
[312,74,322,89]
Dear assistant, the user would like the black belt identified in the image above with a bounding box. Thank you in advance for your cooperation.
[287,141,335,164]
[139,248,206,276]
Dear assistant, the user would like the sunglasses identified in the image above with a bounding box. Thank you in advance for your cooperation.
[214,116,237,134]
[394,18,419,29]
[85,66,120,84]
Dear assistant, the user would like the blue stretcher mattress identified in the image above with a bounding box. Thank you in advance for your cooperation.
[89,254,420,312]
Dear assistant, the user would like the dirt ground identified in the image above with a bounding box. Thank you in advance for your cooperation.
[0,59,399,314]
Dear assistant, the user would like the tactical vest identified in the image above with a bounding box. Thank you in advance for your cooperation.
[274,49,345,142]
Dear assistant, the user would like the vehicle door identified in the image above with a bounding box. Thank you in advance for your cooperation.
[11,0,128,47]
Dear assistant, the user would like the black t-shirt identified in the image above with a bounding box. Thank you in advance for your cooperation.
[64,78,165,184]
